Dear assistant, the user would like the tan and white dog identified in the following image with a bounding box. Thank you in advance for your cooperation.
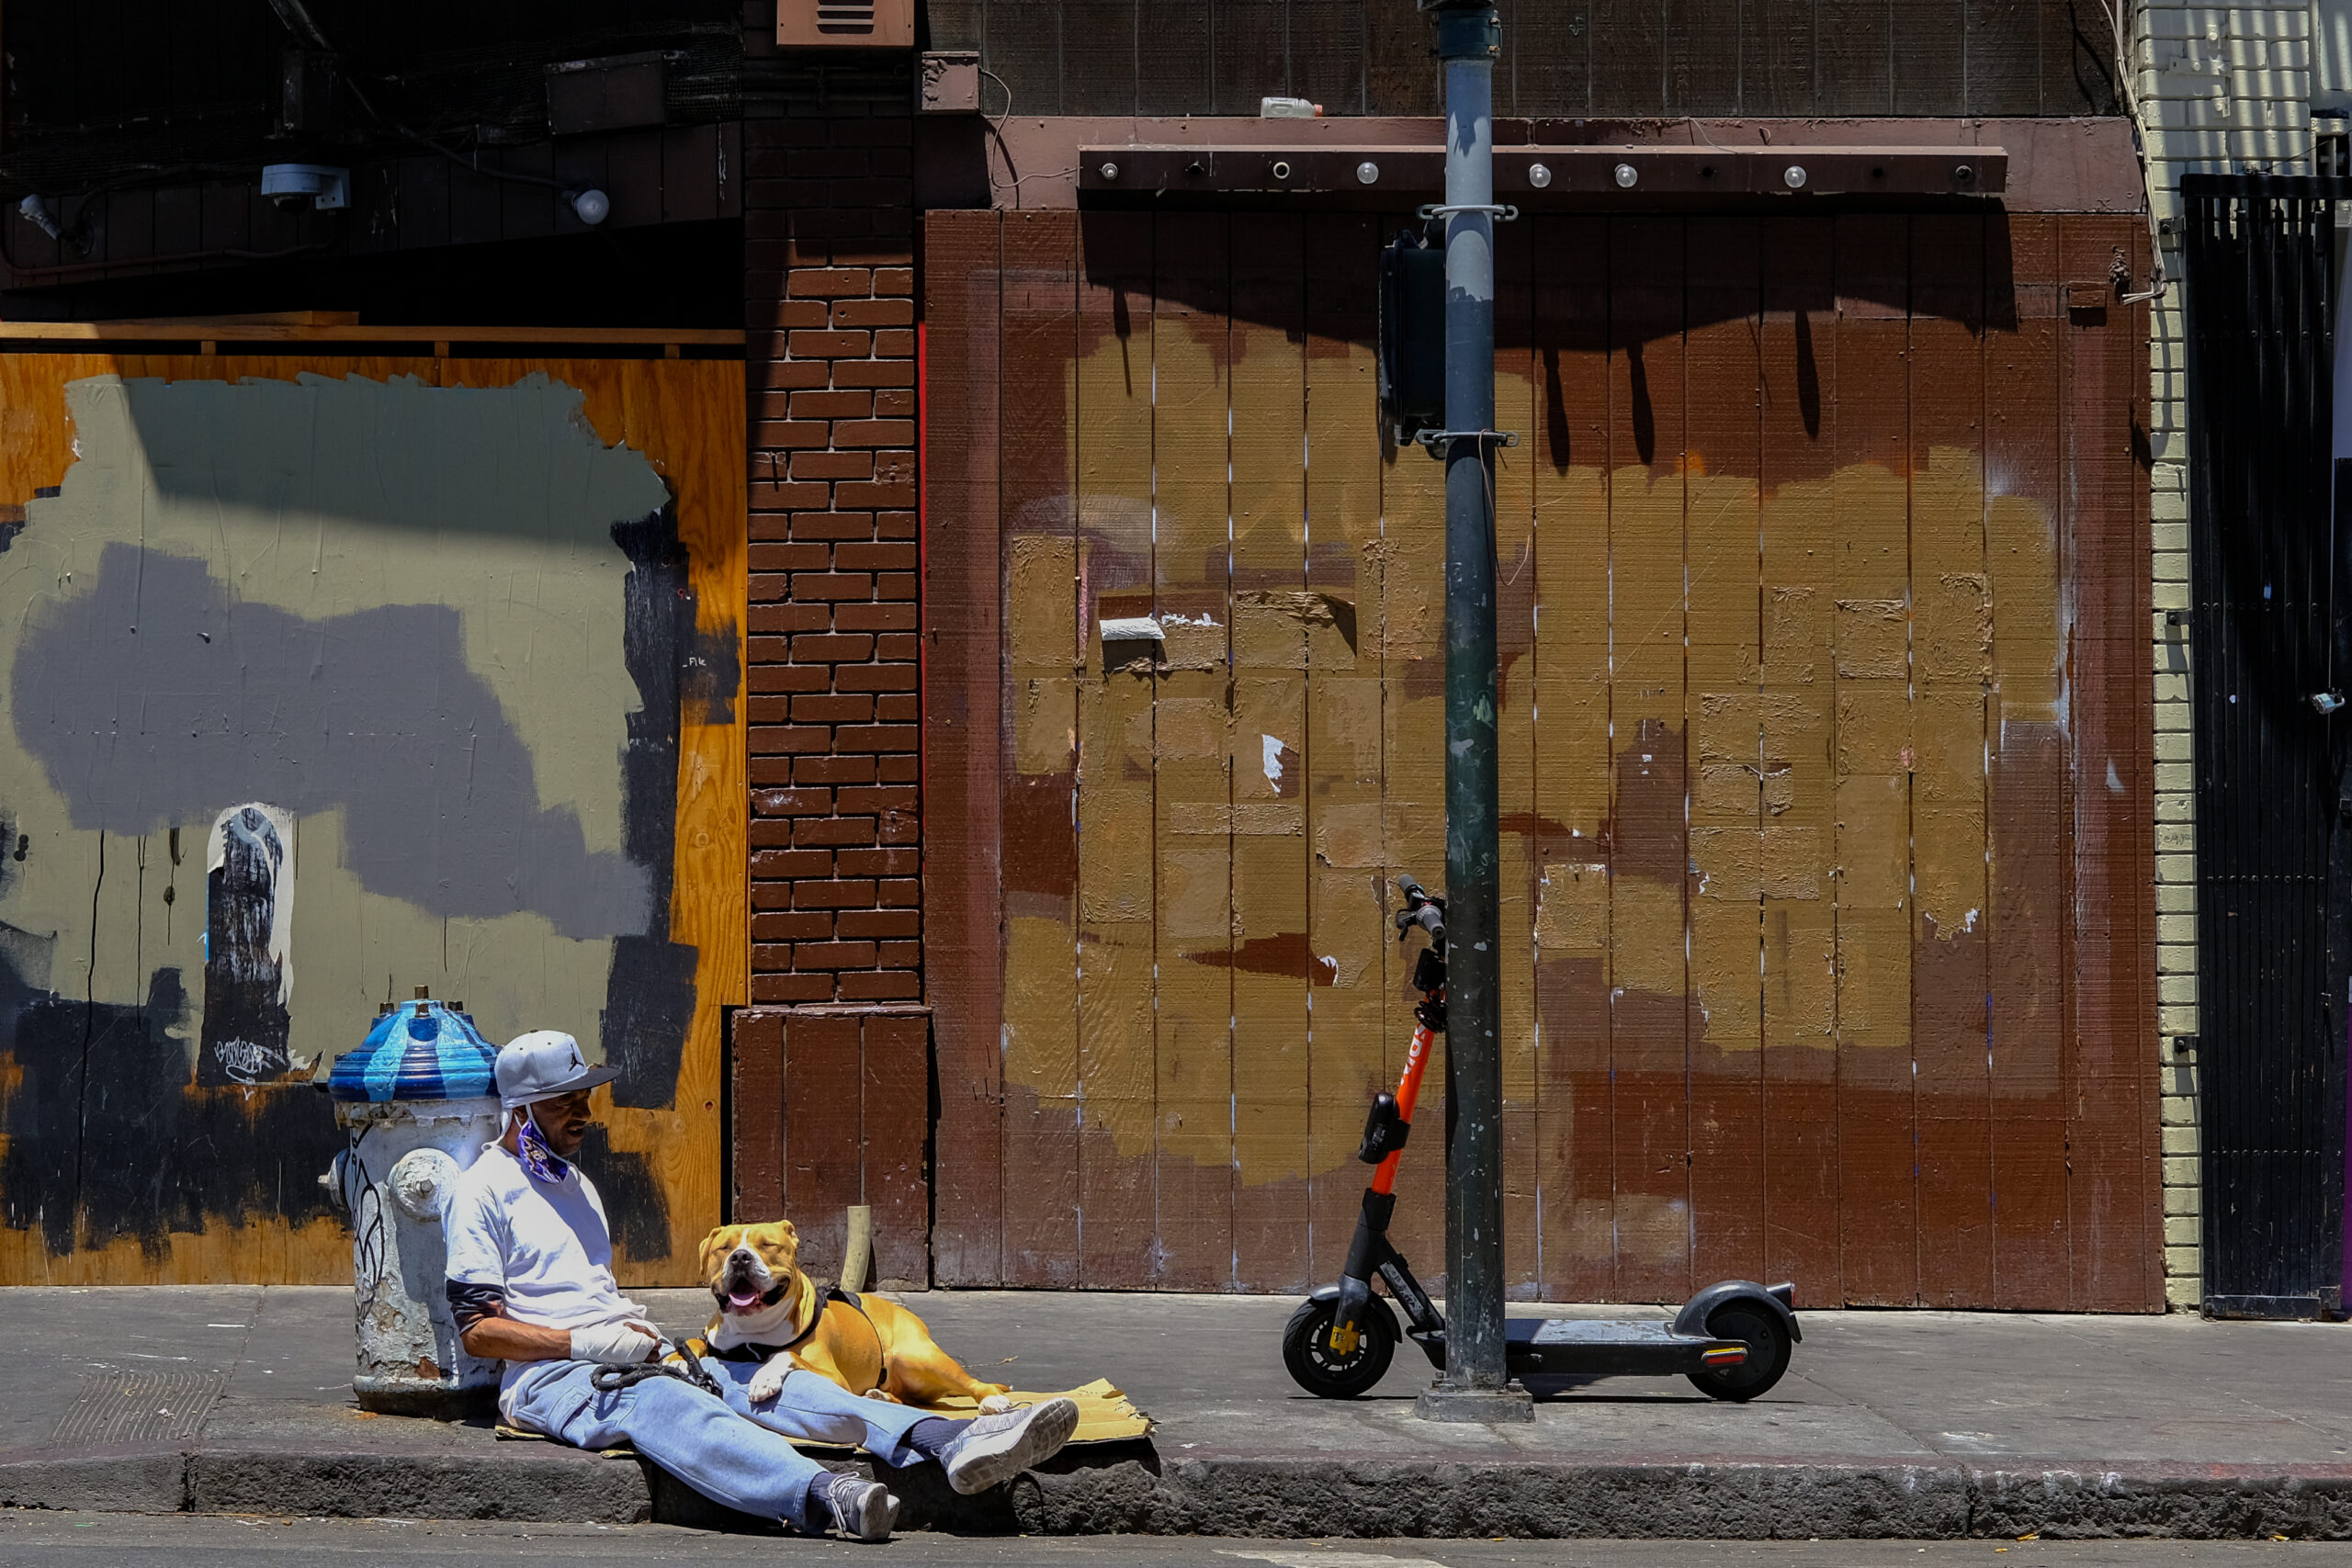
[695,1221,1014,1413]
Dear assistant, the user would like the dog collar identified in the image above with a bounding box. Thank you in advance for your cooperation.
[780,1271,821,1346]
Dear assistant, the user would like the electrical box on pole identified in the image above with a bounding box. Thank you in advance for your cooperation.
[1378,231,1447,446]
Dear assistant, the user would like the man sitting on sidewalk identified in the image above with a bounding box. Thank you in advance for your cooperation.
[443,1030,1079,1540]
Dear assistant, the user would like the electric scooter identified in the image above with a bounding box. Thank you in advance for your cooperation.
[1283,874,1801,1402]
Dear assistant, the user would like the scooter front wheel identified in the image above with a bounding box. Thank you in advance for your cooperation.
[1283,1294,1397,1398]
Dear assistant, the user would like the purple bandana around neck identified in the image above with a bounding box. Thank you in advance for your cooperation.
[514,1106,572,1185]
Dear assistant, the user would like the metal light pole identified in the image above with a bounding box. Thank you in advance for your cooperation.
[1414,0,1529,1424]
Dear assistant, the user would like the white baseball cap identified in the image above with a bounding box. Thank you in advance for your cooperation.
[496,1030,619,1111]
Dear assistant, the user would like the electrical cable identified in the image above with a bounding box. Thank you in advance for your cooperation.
[973,71,1076,207]
[263,0,567,193]
[2098,0,2170,304]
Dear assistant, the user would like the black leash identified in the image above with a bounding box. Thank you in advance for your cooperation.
[590,1341,727,1400]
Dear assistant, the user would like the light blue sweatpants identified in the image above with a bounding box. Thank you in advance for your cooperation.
[700,1355,944,1466]
[505,1359,939,1530]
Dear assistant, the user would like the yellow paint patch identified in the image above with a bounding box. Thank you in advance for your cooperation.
[1007,535,1078,668]
[1760,826,1826,899]
[1833,599,1909,679]
[1170,803,1303,836]
[1013,677,1078,774]
[1152,697,1228,761]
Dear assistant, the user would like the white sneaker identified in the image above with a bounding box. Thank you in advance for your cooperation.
[815,1471,899,1540]
[937,1396,1081,1495]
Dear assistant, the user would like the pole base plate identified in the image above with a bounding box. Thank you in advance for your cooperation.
[1413,1379,1534,1424]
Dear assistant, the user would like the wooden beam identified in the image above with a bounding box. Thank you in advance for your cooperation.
[0,321,745,347]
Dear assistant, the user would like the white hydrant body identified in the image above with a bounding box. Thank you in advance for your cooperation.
[322,996,503,1416]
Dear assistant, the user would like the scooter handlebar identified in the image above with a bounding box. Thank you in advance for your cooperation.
[1395,902,1445,943]
[1394,874,1446,942]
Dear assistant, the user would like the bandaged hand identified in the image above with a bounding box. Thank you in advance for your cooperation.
[570,1320,661,1365]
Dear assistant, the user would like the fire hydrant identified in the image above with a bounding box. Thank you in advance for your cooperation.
[320,988,503,1416]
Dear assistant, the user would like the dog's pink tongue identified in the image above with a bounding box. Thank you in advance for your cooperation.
[726,1289,763,1312]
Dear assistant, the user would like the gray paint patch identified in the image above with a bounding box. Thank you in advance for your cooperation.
[120,370,662,540]
[13,545,651,939]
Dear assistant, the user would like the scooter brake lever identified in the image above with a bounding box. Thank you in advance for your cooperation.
[1396,903,1445,944]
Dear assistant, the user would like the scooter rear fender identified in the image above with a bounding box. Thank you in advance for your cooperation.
[1673,1279,1802,1344]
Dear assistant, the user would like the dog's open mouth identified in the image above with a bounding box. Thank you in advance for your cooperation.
[717,1256,790,1314]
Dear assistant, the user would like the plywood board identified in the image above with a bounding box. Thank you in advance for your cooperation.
[1150,209,1238,1290]
[1906,214,1994,1307]
[921,211,1008,1286]
[1377,209,1452,1289]
[925,208,2157,1308]
[999,209,1084,1288]
[1607,217,1693,1303]
[1495,223,1544,1296]
[1684,216,1766,1289]
[1830,215,1919,1305]
[0,350,744,1284]
[1228,213,1313,1292]
[1074,210,1159,1288]
[2059,216,2160,1311]
[1530,216,1617,1303]
[1757,217,1844,1303]
[1303,215,1389,1282]
[1984,213,2073,1307]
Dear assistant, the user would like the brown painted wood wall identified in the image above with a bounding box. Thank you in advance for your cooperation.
[923,206,2161,1309]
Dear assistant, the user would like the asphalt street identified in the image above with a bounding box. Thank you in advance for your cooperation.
[0,1516,2339,1567]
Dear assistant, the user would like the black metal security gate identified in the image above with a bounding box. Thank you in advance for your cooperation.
[2184,175,2351,1319]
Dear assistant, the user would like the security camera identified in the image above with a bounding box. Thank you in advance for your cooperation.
[260,163,350,212]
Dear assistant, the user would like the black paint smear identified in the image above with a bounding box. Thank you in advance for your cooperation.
[603,507,702,1113]
[601,934,700,1111]
[197,807,292,1088]
[0,506,23,554]
[575,1123,671,1268]
[0,963,341,1258]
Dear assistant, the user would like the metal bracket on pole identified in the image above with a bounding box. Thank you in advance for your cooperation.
[1412,428,1519,460]
[1418,203,1520,222]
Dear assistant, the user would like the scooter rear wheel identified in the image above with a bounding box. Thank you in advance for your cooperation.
[1283,1295,1397,1399]
[1685,1302,1792,1401]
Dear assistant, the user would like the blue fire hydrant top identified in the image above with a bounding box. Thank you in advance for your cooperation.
[329,1000,499,1102]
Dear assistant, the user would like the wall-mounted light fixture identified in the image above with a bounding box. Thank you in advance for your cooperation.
[260,164,350,212]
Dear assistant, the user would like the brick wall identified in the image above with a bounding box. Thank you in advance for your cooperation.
[2137,1,2318,1308]
[744,108,923,1007]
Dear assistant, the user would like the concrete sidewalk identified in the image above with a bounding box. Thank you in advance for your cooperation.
[3,1287,2350,1540]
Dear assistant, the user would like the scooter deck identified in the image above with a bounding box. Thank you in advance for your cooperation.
[1503,1317,1747,1379]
